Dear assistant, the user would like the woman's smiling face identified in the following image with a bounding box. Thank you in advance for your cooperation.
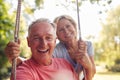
[56,18,77,42]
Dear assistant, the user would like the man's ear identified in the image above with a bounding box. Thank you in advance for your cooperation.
[56,36,58,39]
[27,37,30,47]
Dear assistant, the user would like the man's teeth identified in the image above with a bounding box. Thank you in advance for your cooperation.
[38,49,48,53]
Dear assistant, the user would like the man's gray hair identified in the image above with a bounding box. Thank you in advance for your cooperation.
[28,18,56,36]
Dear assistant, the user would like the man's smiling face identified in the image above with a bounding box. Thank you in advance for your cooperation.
[27,21,56,65]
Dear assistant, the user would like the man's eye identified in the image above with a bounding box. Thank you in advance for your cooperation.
[33,37,39,41]
[46,37,53,41]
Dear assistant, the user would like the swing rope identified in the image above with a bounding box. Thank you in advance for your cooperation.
[76,0,86,80]
[11,0,22,80]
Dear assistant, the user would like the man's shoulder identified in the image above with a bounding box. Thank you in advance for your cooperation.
[16,59,34,79]
[17,58,32,69]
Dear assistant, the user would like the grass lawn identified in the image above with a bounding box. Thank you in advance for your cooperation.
[93,72,120,80]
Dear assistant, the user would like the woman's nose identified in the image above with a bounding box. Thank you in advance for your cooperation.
[64,28,69,34]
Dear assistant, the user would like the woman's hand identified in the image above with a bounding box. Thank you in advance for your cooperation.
[75,40,92,70]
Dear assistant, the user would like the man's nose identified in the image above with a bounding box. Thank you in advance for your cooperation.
[40,39,47,48]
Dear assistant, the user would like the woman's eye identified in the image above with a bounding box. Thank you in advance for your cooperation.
[66,25,70,28]
[59,28,64,32]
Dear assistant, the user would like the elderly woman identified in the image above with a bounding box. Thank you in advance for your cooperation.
[5,15,96,80]
[53,15,96,80]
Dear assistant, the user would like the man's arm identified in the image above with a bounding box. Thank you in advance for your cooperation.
[4,40,25,66]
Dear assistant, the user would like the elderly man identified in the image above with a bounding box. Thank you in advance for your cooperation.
[5,18,78,80]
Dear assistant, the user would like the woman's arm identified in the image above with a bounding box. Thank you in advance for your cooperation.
[89,56,96,77]
[87,41,96,77]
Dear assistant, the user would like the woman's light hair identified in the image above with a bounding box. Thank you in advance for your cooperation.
[53,15,77,30]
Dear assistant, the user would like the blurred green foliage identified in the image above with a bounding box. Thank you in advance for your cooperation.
[0,0,14,79]
[94,5,120,71]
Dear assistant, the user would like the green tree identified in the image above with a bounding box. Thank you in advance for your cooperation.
[0,0,26,79]
[0,1,15,79]
[94,5,120,69]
